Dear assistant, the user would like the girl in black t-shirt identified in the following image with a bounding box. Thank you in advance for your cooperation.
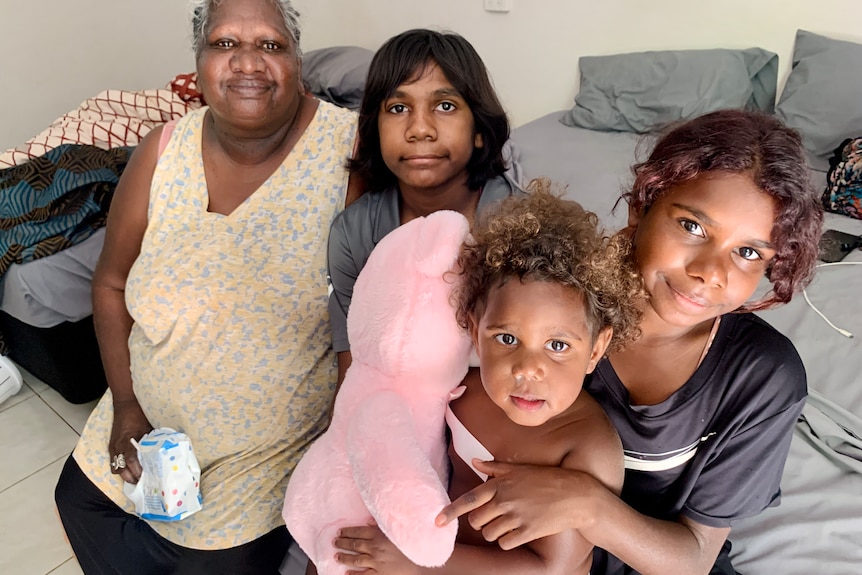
[435,109,823,575]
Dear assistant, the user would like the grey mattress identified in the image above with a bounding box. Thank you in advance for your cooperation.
[511,111,862,574]
[510,111,647,232]
[0,227,104,327]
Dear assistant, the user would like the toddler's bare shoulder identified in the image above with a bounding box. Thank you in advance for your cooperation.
[558,392,625,492]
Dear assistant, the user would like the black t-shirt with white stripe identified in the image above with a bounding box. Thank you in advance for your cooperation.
[585,312,807,574]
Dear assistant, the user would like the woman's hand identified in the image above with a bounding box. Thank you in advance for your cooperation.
[436,460,601,550]
[334,522,421,575]
[108,398,153,484]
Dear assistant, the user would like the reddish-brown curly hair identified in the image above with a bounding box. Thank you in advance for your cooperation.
[455,181,644,352]
[622,109,823,311]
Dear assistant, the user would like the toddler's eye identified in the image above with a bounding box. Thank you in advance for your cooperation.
[436,101,456,112]
[737,246,762,261]
[546,340,570,353]
[494,334,518,346]
[679,219,705,237]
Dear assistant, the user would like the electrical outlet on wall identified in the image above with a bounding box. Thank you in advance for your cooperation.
[484,0,512,13]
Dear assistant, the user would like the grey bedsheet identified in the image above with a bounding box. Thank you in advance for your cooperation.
[730,391,862,574]
[510,111,646,232]
[732,214,862,573]
[756,212,862,410]
[510,111,862,574]
[0,227,104,327]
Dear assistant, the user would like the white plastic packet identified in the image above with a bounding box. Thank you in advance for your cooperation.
[123,428,203,522]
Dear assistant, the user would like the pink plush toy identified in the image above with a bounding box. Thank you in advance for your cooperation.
[283,210,472,574]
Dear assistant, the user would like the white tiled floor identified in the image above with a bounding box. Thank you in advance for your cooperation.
[0,363,97,575]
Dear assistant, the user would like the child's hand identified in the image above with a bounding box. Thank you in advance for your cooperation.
[435,459,601,550]
[333,522,421,575]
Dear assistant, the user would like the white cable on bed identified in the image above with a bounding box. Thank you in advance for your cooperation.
[802,261,862,338]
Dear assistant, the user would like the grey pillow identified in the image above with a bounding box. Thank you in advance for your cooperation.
[562,48,778,133]
[776,30,862,172]
[301,46,374,110]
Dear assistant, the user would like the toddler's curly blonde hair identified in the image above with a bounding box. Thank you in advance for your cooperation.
[454,180,644,352]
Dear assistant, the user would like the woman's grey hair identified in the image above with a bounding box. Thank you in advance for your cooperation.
[189,0,302,58]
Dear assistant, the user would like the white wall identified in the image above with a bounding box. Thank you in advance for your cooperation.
[2,0,861,151]
[293,0,862,127]
[0,0,193,151]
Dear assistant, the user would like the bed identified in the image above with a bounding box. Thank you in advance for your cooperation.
[0,230,108,404]
[509,29,862,574]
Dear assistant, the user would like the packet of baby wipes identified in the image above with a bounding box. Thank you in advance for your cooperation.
[123,427,203,522]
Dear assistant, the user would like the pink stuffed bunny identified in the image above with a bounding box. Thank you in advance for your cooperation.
[284,210,472,574]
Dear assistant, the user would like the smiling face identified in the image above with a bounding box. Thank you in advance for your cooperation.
[377,62,482,196]
[470,278,611,427]
[196,0,302,131]
[631,172,777,329]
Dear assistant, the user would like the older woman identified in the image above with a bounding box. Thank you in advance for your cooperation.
[53,0,357,573]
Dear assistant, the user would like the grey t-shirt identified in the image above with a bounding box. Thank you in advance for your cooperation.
[327,175,523,352]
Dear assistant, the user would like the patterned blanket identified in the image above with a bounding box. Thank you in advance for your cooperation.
[0,144,134,274]
[0,73,203,169]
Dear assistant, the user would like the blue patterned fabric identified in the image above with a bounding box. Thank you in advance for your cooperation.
[0,144,132,353]
[0,144,133,277]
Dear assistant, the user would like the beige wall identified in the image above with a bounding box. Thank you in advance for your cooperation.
[293,0,862,126]
[0,0,192,151]
[2,0,861,151]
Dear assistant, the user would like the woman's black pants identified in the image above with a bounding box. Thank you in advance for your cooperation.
[55,456,290,575]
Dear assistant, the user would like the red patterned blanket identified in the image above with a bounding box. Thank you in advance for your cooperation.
[0,73,203,169]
